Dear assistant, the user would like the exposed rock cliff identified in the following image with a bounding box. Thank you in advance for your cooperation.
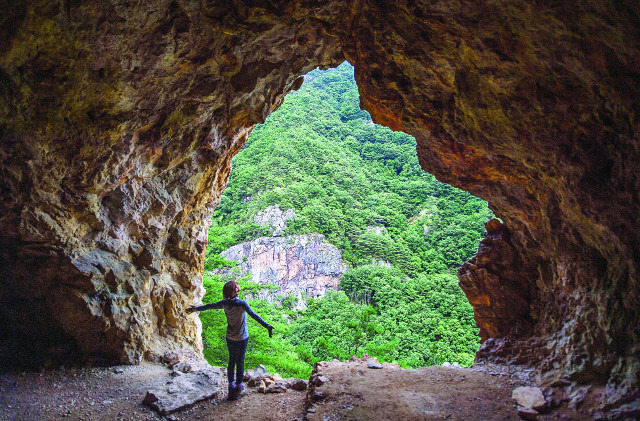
[253,205,295,237]
[0,0,638,410]
[216,234,347,305]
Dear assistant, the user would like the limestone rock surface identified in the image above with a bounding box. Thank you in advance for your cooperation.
[512,386,546,411]
[458,219,537,342]
[143,365,224,415]
[253,205,295,236]
[216,234,347,303]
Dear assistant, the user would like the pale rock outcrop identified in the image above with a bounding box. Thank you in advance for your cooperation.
[365,226,386,236]
[217,234,347,305]
[253,205,295,236]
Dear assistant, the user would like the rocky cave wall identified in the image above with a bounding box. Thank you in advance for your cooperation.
[0,0,638,405]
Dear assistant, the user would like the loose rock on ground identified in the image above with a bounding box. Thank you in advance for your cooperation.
[0,358,608,420]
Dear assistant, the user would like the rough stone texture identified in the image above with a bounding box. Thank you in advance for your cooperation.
[0,0,344,366]
[243,364,269,384]
[265,383,288,394]
[289,378,308,391]
[217,234,347,303]
[459,219,537,342]
[512,386,546,411]
[517,407,539,421]
[143,364,224,415]
[253,204,295,236]
[0,0,638,412]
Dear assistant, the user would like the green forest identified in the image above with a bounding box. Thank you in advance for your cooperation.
[199,62,493,378]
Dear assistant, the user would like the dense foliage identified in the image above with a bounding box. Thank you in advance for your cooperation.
[200,62,491,378]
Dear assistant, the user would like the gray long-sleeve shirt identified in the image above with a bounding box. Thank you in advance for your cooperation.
[196,298,271,341]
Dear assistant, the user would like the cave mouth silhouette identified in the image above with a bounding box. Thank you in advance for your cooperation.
[198,61,486,370]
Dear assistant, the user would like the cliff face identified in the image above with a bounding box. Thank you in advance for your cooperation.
[253,205,295,237]
[216,234,347,305]
[0,0,638,407]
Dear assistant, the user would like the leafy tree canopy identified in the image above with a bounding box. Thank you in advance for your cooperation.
[200,62,490,378]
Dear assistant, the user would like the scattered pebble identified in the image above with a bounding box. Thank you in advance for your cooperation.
[366,361,383,369]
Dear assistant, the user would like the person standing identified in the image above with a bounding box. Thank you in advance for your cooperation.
[187,280,274,400]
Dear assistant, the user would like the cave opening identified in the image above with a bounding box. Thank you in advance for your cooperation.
[196,61,490,378]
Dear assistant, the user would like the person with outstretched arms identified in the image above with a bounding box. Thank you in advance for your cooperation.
[186,280,273,400]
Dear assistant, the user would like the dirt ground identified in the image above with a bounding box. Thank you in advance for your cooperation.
[0,360,597,420]
[305,360,529,421]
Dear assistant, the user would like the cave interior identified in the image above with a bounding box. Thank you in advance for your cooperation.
[0,0,638,410]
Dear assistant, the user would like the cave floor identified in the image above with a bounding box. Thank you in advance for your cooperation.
[0,361,596,420]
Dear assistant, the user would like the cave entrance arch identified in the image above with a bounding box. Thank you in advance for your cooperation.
[0,0,637,408]
[198,61,488,372]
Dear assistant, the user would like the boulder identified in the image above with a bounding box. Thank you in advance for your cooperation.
[162,352,188,368]
[143,366,223,415]
[512,387,546,411]
[367,361,383,369]
[289,378,308,391]
[265,383,288,394]
[244,365,269,382]
[311,375,329,387]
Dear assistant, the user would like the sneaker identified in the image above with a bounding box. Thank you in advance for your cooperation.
[227,382,238,401]
[233,383,247,399]
[227,389,238,401]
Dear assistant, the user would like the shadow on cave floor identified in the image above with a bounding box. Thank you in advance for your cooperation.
[0,358,605,420]
[0,339,82,374]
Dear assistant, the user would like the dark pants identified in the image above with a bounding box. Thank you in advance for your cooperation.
[226,338,248,388]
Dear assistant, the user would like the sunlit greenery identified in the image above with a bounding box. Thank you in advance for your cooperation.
[200,62,490,378]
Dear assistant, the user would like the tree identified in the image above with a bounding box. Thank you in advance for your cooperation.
[200,61,489,372]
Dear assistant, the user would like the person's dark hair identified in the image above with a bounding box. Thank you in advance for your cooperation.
[223,280,239,299]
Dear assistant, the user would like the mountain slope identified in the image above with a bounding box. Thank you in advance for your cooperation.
[207,62,493,275]
[200,62,491,376]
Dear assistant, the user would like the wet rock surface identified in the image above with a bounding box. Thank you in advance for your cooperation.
[0,0,638,413]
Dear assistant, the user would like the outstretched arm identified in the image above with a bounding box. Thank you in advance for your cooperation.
[242,301,274,337]
[186,300,225,314]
